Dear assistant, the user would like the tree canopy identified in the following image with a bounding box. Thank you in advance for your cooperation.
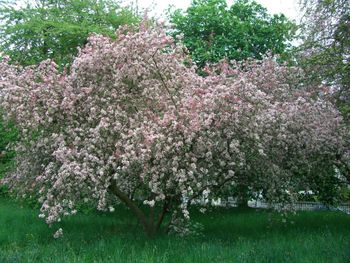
[0,22,347,236]
[169,0,296,69]
[0,0,139,67]
[298,0,350,120]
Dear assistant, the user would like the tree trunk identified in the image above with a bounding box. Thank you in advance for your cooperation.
[109,182,169,236]
[236,184,250,209]
[109,183,152,234]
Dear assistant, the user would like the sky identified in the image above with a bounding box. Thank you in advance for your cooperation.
[132,0,301,21]
[17,0,301,22]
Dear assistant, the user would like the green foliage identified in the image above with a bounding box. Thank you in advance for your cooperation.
[340,186,350,202]
[0,113,17,177]
[0,0,139,67]
[308,162,343,205]
[313,174,342,206]
[0,184,9,197]
[0,113,18,197]
[169,0,296,69]
[298,0,350,121]
[1,198,350,262]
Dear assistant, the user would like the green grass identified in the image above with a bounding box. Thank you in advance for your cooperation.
[0,198,350,263]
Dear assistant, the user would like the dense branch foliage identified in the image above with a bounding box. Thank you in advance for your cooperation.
[169,0,296,69]
[0,0,138,67]
[0,23,347,236]
[298,0,350,120]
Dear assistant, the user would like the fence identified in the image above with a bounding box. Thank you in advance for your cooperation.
[208,198,350,214]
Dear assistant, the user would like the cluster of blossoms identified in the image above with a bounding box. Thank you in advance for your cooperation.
[0,22,347,235]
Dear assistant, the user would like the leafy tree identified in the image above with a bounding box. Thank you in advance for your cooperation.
[0,0,139,67]
[0,23,346,237]
[169,0,296,69]
[298,0,350,121]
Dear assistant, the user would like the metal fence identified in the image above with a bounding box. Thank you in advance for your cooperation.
[208,198,350,214]
[252,200,350,214]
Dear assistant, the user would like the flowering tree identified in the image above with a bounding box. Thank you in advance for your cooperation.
[0,23,347,237]
[199,58,347,206]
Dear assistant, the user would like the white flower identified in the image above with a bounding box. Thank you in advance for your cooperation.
[53,228,63,239]
[38,213,45,218]
[143,200,155,207]
[199,208,207,213]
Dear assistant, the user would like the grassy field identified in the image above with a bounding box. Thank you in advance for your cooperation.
[0,198,350,263]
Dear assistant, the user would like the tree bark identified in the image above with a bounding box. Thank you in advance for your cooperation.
[109,181,169,236]
[109,183,153,235]
[236,184,250,209]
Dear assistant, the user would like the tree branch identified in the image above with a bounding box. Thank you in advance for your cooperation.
[109,180,151,231]
[151,50,178,111]
[156,198,171,231]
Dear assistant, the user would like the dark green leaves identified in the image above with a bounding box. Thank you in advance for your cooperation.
[169,0,296,69]
[0,0,139,68]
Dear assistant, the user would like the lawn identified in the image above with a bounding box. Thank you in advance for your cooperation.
[0,198,349,263]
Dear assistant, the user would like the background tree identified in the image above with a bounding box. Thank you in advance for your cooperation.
[298,0,350,121]
[169,0,296,69]
[0,0,139,67]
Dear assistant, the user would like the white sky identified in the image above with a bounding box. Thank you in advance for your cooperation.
[132,0,301,21]
[17,0,301,22]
